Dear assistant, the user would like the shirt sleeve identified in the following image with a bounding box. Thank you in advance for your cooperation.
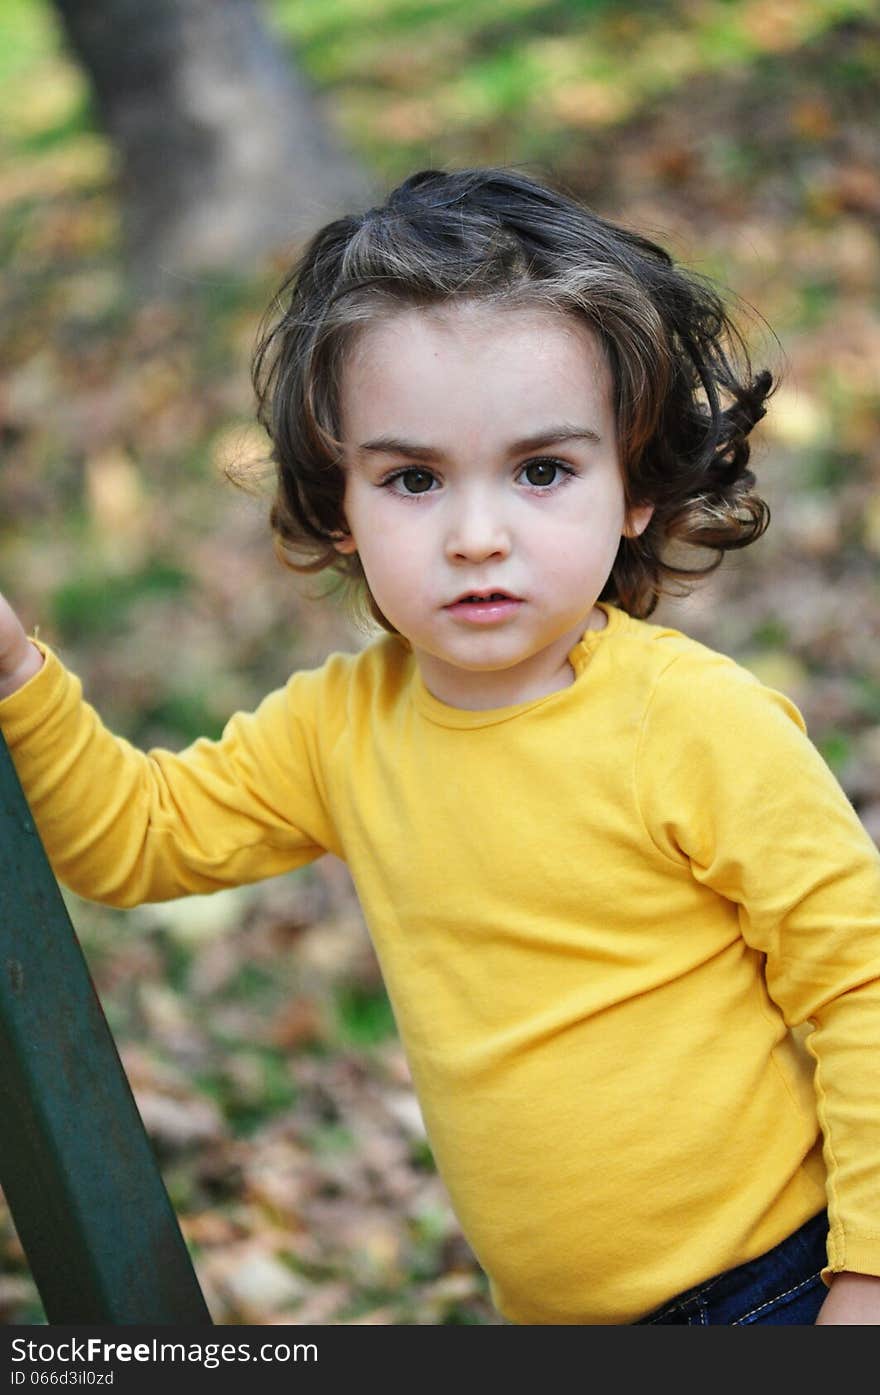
[635,649,880,1280]
[0,642,341,906]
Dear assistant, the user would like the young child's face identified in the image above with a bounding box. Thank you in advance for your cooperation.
[335,302,653,709]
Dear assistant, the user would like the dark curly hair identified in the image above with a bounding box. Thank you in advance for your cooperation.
[250,165,774,629]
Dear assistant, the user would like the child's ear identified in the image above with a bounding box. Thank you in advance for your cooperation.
[623,502,655,540]
[332,533,358,555]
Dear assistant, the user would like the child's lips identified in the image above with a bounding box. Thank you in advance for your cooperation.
[444,592,524,623]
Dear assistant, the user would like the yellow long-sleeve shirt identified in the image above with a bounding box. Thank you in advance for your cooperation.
[2,600,880,1324]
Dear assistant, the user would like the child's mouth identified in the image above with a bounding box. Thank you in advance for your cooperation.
[445,592,523,623]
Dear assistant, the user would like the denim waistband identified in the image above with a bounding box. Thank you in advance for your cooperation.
[636,1210,828,1325]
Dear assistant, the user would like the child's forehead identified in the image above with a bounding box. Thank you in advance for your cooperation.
[339,300,616,442]
[345,300,609,383]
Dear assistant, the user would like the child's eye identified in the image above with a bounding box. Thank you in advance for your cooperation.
[518,458,572,489]
[383,468,438,495]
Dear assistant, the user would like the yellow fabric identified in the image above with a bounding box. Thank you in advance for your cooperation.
[3,600,880,1324]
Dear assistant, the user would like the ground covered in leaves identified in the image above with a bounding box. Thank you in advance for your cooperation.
[0,0,878,1323]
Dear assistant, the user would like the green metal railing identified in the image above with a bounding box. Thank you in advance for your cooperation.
[0,729,212,1324]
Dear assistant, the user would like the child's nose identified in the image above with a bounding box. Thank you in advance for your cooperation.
[444,491,512,563]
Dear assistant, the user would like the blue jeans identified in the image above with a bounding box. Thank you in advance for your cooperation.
[636,1210,828,1325]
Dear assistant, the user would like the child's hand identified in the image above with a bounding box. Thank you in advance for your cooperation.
[0,593,43,700]
[815,1271,880,1324]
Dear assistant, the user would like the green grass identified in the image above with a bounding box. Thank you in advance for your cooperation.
[751,618,791,651]
[817,729,852,774]
[50,561,190,640]
[0,0,60,85]
[333,983,398,1046]
[197,1050,299,1136]
[137,690,227,745]
[271,0,876,125]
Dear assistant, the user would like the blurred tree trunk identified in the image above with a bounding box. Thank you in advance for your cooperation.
[52,0,374,293]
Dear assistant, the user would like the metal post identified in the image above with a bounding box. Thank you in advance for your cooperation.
[0,729,212,1323]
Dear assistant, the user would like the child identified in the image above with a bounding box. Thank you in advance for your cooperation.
[1,167,879,1325]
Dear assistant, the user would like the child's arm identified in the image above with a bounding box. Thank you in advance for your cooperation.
[0,593,339,905]
[637,651,880,1305]
[816,1270,880,1324]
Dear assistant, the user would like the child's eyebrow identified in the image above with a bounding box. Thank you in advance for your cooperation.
[356,425,602,461]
